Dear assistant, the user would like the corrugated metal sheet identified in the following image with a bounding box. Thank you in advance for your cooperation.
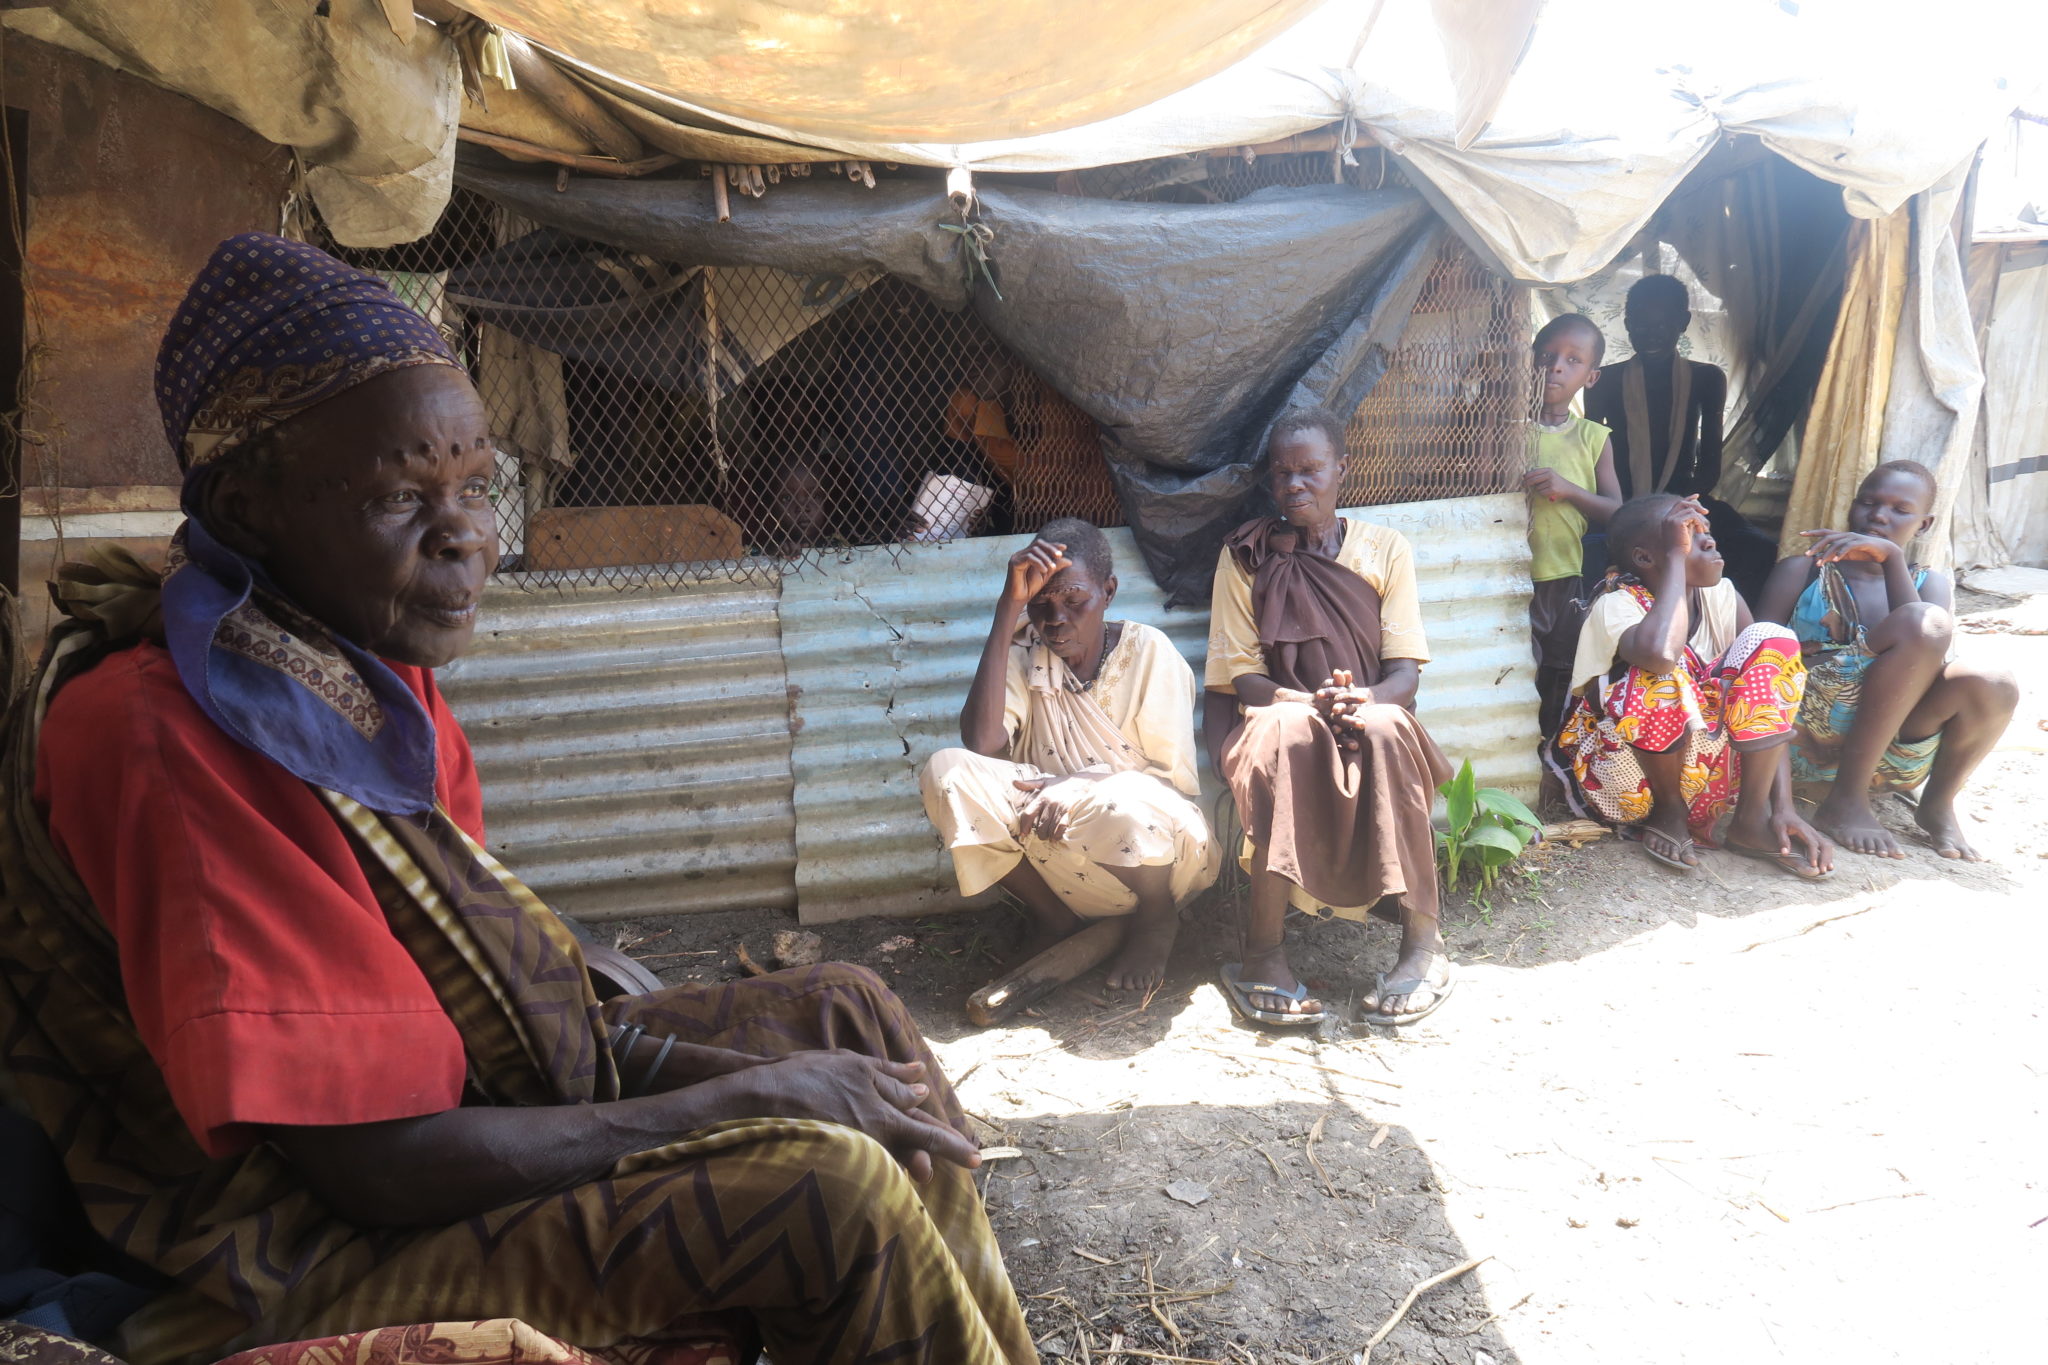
[436,571,798,921]
[781,493,1537,924]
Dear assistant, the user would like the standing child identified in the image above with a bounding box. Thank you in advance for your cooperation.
[1558,494,1833,879]
[1583,274,1779,604]
[1757,461,2020,861]
[1523,314,1621,737]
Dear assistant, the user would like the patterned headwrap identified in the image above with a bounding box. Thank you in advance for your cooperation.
[148,233,469,815]
[156,232,460,470]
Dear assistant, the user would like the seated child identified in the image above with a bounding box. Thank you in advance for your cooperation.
[1557,493,1833,879]
[1757,460,2020,861]
[1523,313,1621,737]
[920,517,1221,996]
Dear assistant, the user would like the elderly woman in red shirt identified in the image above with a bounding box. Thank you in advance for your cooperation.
[0,236,1034,1365]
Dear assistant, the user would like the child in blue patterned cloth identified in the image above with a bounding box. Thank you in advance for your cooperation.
[1757,461,2019,861]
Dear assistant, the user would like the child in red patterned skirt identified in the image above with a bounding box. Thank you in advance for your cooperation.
[1557,493,1834,880]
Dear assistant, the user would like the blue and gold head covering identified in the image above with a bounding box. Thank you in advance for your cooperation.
[156,232,461,471]
[152,234,469,816]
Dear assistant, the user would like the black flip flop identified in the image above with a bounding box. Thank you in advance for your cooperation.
[1638,826,1698,874]
[1360,966,1456,1027]
[1218,963,1324,1028]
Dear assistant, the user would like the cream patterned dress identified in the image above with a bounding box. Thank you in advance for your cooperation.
[921,621,1220,917]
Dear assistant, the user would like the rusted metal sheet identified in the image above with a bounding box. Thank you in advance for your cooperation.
[780,493,1538,924]
[436,571,797,922]
[8,36,291,492]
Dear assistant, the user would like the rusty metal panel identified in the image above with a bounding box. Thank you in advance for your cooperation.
[8,36,291,492]
[780,492,1537,924]
[436,571,797,922]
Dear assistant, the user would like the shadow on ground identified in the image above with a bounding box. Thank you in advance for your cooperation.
[973,1100,1514,1365]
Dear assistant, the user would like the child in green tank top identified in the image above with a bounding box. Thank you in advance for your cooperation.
[1524,313,1621,739]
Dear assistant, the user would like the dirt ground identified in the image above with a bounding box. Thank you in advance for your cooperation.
[614,587,2048,1365]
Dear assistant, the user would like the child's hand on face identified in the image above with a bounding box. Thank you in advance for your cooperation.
[1799,530,1896,565]
[1659,496,1709,559]
[1522,467,1571,502]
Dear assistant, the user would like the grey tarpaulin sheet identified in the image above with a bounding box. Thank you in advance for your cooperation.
[456,161,1438,602]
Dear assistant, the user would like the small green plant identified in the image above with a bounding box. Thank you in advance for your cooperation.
[1436,759,1543,911]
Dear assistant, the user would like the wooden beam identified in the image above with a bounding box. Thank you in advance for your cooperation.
[503,41,648,163]
[457,128,678,178]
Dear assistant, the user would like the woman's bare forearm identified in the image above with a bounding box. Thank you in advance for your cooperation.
[961,593,1026,754]
[1231,673,1313,709]
[268,1074,761,1229]
[1370,659,1421,710]
[1618,557,1691,673]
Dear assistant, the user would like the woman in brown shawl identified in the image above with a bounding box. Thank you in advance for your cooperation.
[1203,409,1454,1027]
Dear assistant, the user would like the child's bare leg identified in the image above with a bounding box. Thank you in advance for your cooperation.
[1239,842,1320,1016]
[1100,862,1178,993]
[1722,736,1827,871]
[1899,661,2021,861]
[1811,601,1950,857]
[1721,736,1784,849]
[1632,738,1699,866]
[997,861,1083,960]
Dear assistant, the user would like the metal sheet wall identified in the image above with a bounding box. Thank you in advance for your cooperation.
[782,493,1537,924]
[437,571,798,922]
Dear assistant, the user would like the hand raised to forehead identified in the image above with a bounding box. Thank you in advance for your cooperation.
[1003,539,1069,603]
[1659,496,1709,555]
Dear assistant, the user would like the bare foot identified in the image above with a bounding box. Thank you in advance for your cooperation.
[1103,913,1178,993]
[1362,946,1448,1019]
[1914,797,1984,862]
[1811,791,1904,858]
[1235,945,1323,1018]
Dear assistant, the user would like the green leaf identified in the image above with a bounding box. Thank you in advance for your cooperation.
[1464,824,1525,861]
[1476,788,1541,832]
[1442,760,1477,836]
[1475,841,1519,869]
[1481,814,1533,851]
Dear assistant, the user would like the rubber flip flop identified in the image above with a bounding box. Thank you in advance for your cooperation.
[1360,967,1456,1027]
[1218,963,1324,1028]
[1723,841,1831,881]
[1638,827,1698,873]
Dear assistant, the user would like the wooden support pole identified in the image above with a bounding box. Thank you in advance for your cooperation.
[457,128,677,178]
[503,41,648,163]
[966,920,1124,1027]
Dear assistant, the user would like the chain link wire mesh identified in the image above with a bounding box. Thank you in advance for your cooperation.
[325,150,1525,591]
[1344,234,1533,507]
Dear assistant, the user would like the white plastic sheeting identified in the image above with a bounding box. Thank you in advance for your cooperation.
[1955,245,2048,569]
[782,495,1537,925]
[1975,112,2048,243]
[599,0,2035,286]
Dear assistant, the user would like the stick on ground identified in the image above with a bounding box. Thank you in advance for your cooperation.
[1358,1255,1491,1364]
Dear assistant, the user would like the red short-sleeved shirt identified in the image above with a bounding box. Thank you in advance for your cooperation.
[34,642,479,1157]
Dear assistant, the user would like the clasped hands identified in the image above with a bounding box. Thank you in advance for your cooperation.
[1313,667,1374,751]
